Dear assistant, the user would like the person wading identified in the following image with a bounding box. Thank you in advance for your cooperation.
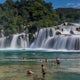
[41,64,46,80]
[56,57,60,65]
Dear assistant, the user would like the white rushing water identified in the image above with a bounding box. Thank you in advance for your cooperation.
[0,23,80,50]
[10,34,19,48]
[0,33,29,49]
[30,23,80,50]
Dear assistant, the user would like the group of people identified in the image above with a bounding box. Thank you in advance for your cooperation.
[27,57,60,80]
[41,57,60,80]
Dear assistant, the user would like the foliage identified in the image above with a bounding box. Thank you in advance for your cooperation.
[56,8,80,23]
[0,0,59,36]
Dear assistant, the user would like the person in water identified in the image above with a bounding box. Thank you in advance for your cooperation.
[56,57,60,65]
[45,58,48,63]
[41,64,46,80]
[27,70,34,75]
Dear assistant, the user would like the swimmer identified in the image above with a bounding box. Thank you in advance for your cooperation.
[41,64,46,80]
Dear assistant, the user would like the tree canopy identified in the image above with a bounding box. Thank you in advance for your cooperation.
[0,0,59,36]
[56,8,80,23]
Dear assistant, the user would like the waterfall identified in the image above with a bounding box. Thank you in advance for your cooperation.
[0,37,6,48]
[43,35,80,50]
[30,28,55,48]
[10,34,19,48]
[31,34,80,50]
[1,29,4,37]
[0,31,29,49]
[26,34,29,47]
[20,36,24,48]
[20,34,29,48]
[30,24,80,50]
[0,23,80,50]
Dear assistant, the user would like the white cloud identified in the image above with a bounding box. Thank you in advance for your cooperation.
[67,3,80,8]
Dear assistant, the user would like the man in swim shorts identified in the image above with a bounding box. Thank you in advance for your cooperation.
[41,64,46,80]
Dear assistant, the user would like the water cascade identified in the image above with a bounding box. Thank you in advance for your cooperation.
[30,28,55,48]
[0,23,80,50]
[0,37,6,48]
[10,34,19,48]
[31,24,80,50]
[0,33,29,49]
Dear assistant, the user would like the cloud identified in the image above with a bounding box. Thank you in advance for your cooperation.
[66,3,80,8]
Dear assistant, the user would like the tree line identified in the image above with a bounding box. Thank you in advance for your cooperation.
[0,0,59,36]
[0,0,80,36]
[56,8,80,23]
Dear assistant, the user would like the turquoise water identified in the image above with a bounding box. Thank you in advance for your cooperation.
[0,50,80,80]
[0,50,80,65]
[0,50,80,59]
[0,50,80,67]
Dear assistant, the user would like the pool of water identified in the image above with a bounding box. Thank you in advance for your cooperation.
[0,50,80,80]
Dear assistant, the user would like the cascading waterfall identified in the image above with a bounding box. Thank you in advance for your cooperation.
[10,34,19,48]
[0,33,29,49]
[20,34,29,48]
[0,37,6,48]
[30,28,55,48]
[0,23,80,50]
[0,29,5,48]
[43,35,80,50]
[20,36,24,48]
[30,24,80,50]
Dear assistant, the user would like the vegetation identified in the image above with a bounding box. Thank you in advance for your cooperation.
[56,8,80,23]
[0,0,59,36]
[0,0,80,36]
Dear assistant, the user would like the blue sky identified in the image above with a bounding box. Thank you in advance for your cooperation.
[0,0,5,3]
[0,0,80,9]
[45,0,80,9]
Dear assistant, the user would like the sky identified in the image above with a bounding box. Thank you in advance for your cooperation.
[45,0,80,9]
[0,0,80,9]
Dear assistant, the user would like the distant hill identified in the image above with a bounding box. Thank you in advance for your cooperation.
[56,8,80,23]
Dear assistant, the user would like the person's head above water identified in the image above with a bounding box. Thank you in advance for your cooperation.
[41,64,44,67]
